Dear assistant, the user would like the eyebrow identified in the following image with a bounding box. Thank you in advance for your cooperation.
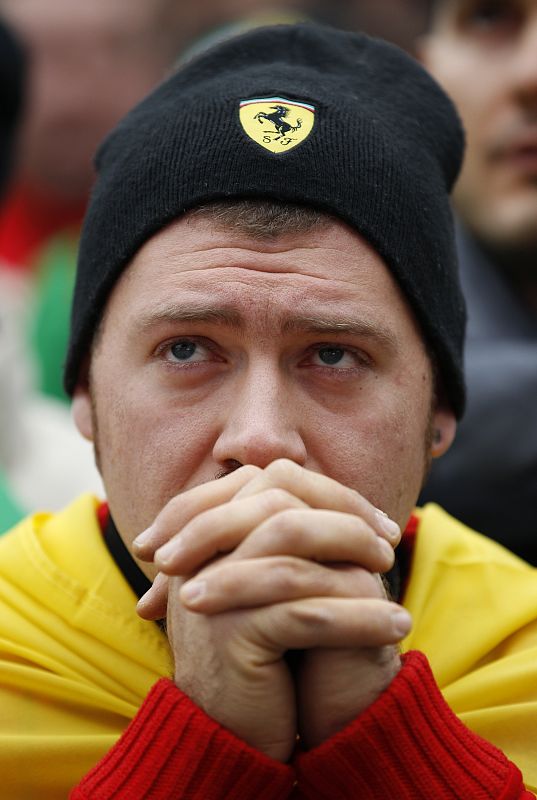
[139,304,243,331]
[281,315,398,350]
[138,303,398,351]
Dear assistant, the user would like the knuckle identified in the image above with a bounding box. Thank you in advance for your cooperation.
[201,572,227,600]
[269,509,306,546]
[270,558,307,594]
[182,503,225,545]
[182,507,209,538]
[292,602,333,628]
[261,488,298,512]
[320,565,380,599]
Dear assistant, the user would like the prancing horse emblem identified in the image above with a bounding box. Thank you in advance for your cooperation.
[254,105,302,141]
[239,96,315,154]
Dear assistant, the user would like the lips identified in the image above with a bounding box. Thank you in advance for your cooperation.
[504,147,537,174]
[495,131,537,174]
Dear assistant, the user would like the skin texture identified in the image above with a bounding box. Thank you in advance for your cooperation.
[73,214,456,760]
[421,0,537,258]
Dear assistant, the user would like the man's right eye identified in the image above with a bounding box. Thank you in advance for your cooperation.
[164,339,213,363]
[461,0,521,34]
[171,341,198,361]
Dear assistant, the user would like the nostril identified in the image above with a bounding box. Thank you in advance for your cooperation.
[214,459,243,480]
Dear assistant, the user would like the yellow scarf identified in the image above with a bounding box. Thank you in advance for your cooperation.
[0,495,172,798]
[0,495,535,798]
[404,506,537,790]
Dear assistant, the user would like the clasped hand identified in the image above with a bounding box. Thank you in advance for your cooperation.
[134,461,411,762]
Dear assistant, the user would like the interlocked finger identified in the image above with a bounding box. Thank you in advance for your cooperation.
[133,465,262,560]
[154,488,308,574]
[180,558,383,614]
[249,596,412,652]
[233,459,401,545]
[137,572,169,620]
[231,508,394,573]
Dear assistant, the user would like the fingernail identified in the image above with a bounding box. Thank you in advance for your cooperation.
[375,510,401,543]
[392,608,412,637]
[133,526,154,550]
[181,580,206,604]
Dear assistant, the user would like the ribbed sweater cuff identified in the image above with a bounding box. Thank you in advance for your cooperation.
[295,650,526,800]
[71,678,295,800]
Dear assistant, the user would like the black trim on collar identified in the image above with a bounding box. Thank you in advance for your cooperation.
[103,515,152,600]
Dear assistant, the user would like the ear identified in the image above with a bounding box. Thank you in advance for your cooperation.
[430,404,457,458]
[414,33,432,66]
[71,360,94,442]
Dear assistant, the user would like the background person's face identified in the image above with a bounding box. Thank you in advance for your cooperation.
[1,0,178,199]
[421,0,537,250]
[74,216,453,557]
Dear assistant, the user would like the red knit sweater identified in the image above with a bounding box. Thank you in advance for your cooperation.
[71,651,532,799]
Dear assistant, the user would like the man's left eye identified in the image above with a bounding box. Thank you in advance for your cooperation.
[168,340,210,362]
[312,346,357,368]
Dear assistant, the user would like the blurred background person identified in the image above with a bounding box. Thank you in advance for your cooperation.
[0,12,102,533]
[0,276,105,530]
[0,13,104,532]
[419,0,537,562]
[0,16,26,531]
[0,0,189,401]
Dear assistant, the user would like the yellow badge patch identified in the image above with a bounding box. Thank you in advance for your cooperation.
[239,97,315,153]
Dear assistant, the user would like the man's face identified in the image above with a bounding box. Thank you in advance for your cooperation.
[421,0,537,250]
[74,215,454,554]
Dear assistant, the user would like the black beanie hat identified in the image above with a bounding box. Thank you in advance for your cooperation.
[65,22,467,416]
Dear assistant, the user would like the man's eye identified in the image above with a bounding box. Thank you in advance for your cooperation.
[318,346,345,365]
[462,0,520,31]
[312,346,360,368]
[168,340,210,362]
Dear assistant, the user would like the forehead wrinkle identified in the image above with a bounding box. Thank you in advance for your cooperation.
[138,239,374,282]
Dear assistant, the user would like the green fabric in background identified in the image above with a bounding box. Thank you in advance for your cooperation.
[30,234,78,404]
[0,469,24,534]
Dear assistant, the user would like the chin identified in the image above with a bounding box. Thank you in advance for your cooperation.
[471,203,537,254]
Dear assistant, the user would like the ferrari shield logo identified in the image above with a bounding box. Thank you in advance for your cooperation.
[239,97,315,153]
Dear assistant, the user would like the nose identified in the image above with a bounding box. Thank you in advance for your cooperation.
[212,361,307,470]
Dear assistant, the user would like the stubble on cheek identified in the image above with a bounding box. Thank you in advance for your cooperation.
[382,382,437,520]
[89,386,102,474]
[88,354,132,484]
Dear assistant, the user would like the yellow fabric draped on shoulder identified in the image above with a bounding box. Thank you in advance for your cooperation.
[0,496,536,797]
[0,494,173,799]
[403,504,537,792]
